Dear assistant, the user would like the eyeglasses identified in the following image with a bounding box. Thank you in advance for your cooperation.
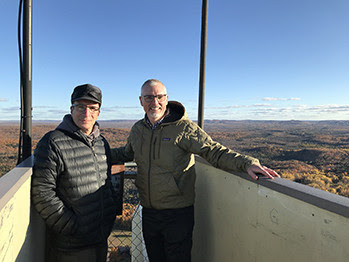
[72,104,100,113]
[142,94,167,103]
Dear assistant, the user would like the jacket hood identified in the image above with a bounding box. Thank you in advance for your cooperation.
[56,114,80,133]
[56,114,100,143]
[162,101,188,124]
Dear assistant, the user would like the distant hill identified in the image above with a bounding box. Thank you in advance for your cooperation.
[1,119,349,197]
[2,119,349,129]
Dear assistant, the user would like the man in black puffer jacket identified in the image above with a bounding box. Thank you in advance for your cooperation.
[31,84,121,262]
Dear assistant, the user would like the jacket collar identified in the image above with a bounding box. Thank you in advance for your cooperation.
[143,101,187,128]
[56,114,100,144]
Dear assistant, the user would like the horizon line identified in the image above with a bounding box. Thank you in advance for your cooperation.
[1,119,349,123]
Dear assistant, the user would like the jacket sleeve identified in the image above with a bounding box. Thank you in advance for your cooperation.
[31,133,78,235]
[102,138,123,216]
[178,122,260,172]
[110,138,135,165]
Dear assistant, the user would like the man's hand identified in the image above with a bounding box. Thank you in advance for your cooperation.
[247,164,280,180]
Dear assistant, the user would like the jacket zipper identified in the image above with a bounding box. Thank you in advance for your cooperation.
[152,137,157,160]
[91,141,104,238]
[147,131,154,208]
[158,127,163,158]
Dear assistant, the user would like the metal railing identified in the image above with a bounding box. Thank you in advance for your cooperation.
[108,163,148,262]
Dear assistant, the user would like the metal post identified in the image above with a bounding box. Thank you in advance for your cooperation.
[22,0,33,160]
[198,0,208,129]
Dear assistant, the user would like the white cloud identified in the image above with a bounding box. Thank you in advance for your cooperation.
[0,107,20,120]
[0,98,7,102]
[262,97,301,101]
[206,105,248,109]
[306,104,349,112]
[2,102,349,121]
[102,105,140,112]
[35,105,56,109]
[202,103,349,120]
[2,106,19,112]
[252,104,272,107]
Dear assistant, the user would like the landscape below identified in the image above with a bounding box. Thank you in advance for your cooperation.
[1,120,349,198]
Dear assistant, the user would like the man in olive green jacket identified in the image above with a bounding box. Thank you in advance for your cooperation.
[111,79,279,262]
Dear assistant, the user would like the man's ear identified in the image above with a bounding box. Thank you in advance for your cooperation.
[139,96,143,106]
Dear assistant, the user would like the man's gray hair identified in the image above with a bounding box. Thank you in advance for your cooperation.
[141,79,166,95]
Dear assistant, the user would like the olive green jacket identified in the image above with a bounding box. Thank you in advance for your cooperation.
[111,101,260,209]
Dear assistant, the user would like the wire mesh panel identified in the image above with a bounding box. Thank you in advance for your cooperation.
[108,163,148,262]
[131,205,148,262]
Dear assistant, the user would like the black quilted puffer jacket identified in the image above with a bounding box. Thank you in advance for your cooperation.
[31,114,119,250]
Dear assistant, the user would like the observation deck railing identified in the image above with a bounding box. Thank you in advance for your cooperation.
[1,156,349,262]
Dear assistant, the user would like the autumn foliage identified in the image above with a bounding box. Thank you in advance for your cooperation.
[1,120,349,198]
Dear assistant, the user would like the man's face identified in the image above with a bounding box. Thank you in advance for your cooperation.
[139,83,168,125]
[70,99,100,135]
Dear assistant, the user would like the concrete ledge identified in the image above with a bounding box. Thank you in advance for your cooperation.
[193,156,349,262]
[196,156,349,218]
[0,156,33,211]
[0,156,45,262]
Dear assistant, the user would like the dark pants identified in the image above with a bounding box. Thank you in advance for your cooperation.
[142,205,195,262]
[46,242,108,262]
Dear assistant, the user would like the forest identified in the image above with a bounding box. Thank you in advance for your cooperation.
[1,120,349,198]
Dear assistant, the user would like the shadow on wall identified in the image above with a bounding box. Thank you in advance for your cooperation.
[16,206,46,262]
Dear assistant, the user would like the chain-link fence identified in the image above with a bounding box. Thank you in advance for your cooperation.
[108,163,148,262]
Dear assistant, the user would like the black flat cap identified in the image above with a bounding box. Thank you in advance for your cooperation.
[71,84,102,105]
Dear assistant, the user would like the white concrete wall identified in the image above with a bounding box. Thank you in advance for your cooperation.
[2,156,349,262]
[192,159,349,262]
[0,157,45,262]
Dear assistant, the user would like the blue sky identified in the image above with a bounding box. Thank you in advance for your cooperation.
[1,0,349,121]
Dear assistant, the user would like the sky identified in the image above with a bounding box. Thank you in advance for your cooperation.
[1,0,349,121]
